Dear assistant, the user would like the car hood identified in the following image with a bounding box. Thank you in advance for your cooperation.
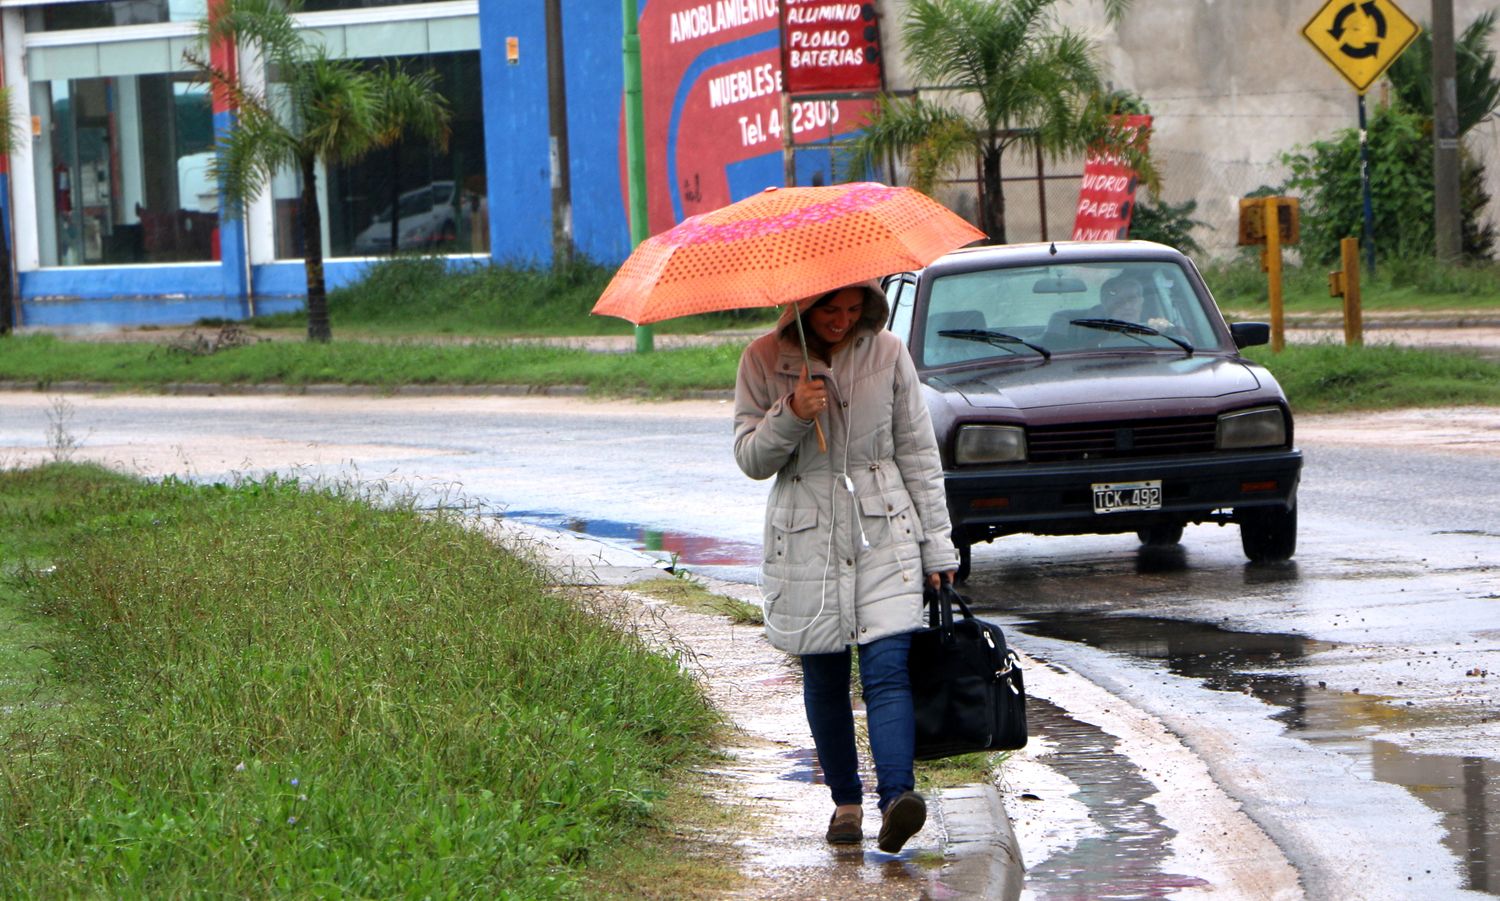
[928,354,1264,413]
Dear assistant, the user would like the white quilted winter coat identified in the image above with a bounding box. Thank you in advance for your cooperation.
[733,284,959,656]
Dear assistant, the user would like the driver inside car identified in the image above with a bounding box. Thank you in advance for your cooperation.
[1098,275,1174,332]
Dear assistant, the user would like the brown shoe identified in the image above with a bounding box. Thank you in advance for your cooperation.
[877,791,926,853]
[825,806,863,844]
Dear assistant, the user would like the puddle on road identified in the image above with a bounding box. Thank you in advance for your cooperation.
[1013,612,1500,895]
[501,510,762,566]
[1023,698,1209,898]
[779,747,825,785]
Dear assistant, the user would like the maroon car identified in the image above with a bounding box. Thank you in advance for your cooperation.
[883,240,1302,580]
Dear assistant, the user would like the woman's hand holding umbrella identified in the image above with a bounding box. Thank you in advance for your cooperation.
[790,365,830,437]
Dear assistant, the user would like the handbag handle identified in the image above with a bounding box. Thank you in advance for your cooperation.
[922,583,974,637]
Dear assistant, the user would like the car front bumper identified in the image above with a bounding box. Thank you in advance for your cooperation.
[944,448,1303,540]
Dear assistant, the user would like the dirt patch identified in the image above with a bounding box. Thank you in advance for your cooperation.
[1297,407,1500,457]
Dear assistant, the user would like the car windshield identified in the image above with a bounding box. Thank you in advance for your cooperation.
[917,260,1221,367]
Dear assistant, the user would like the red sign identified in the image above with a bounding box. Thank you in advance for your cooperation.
[626,1,875,233]
[1071,114,1152,241]
[781,1,884,94]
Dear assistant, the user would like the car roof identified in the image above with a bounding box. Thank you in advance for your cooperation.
[918,240,1193,277]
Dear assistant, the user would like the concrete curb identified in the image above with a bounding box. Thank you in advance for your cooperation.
[488,517,1025,899]
[938,783,1026,900]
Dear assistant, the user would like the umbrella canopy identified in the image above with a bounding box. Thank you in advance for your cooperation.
[592,182,985,325]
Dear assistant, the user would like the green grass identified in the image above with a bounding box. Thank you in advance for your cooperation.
[0,464,726,897]
[0,334,743,396]
[1203,254,1500,318]
[1248,342,1500,412]
[233,255,778,338]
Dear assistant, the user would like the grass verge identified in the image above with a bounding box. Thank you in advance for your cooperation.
[1245,342,1500,413]
[235,255,778,338]
[1204,254,1500,318]
[0,463,730,897]
[9,316,1500,414]
[0,334,742,397]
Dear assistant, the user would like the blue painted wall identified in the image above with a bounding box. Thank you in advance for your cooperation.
[477,2,631,269]
[5,0,745,327]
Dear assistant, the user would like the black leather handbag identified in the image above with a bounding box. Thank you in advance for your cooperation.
[909,583,1028,761]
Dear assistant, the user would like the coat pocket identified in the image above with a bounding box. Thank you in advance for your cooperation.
[767,505,820,566]
[859,490,923,548]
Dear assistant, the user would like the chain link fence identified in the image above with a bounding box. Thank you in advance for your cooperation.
[929,146,1293,261]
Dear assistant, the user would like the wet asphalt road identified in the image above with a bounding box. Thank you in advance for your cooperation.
[0,391,1496,898]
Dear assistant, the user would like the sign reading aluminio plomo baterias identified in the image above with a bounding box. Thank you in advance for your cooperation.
[780,1,883,94]
[630,1,876,232]
[1302,0,1420,94]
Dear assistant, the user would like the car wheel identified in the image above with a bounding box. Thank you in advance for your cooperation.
[1239,502,1297,562]
[1136,523,1184,546]
[955,542,972,584]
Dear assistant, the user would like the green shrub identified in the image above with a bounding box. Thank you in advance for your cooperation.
[1129,196,1206,255]
[1282,104,1434,266]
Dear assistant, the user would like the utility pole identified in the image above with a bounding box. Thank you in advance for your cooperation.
[544,0,573,266]
[1432,0,1462,262]
[623,0,652,352]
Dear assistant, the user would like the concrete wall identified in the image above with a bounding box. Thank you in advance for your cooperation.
[872,0,1500,255]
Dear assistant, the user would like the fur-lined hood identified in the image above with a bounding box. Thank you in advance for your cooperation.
[774,280,891,341]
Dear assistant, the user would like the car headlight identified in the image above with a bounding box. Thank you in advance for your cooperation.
[1216,406,1287,450]
[954,424,1027,464]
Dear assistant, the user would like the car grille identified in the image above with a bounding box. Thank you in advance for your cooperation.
[1027,416,1218,462]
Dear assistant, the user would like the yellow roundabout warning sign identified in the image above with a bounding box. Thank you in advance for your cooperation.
[1303,0,1421,94]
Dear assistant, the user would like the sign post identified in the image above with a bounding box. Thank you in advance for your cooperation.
[1238,197,1300,353]
[1302,0,1421,278]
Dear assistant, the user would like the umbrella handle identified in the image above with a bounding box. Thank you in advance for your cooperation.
[788,303,830,454]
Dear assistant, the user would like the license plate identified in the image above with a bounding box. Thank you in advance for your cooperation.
[1092,480,1162,514]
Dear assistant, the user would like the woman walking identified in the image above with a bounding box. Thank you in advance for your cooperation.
[733,281,958,853]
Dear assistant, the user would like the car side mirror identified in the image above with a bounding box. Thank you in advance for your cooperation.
[1231,322,1270,348]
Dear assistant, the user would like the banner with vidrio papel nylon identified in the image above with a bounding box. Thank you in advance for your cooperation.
[1072,114,1152,241]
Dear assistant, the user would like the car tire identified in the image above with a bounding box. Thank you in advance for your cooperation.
[955,542,972,584]
[1136,524,1185,547]
[1239,502,1297,563]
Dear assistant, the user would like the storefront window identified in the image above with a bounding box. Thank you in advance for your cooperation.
[31,74,217,266]
[25,0,206,33]
[271,49,487,260]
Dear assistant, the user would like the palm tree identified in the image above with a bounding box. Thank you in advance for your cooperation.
[0,88,25,335]
[843,0,1140,244]
[189,0,450,341]
[1386,11,1500,137]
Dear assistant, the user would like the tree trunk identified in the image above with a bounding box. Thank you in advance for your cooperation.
[980,145,1006,245]
[300,155,331,342]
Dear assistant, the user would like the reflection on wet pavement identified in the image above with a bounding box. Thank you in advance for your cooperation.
[1012,611,1500,895]
[1022,698,1208,898]
[502,510,762,566]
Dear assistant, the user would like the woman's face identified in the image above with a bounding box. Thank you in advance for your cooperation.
[807,288,865,345]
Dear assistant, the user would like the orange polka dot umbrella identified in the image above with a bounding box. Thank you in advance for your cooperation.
[591,182,985,325]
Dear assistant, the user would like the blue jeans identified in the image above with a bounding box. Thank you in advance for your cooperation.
[800,632,915,812]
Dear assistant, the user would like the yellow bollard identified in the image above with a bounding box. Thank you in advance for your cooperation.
[1264,197,1284,352]
[1327,236,1363,346]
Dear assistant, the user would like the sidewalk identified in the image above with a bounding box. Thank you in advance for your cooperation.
[488,519,1025,900]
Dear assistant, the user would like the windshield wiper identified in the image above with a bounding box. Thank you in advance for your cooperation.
[1068,318,1195,355]
[938,328,1051,360]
